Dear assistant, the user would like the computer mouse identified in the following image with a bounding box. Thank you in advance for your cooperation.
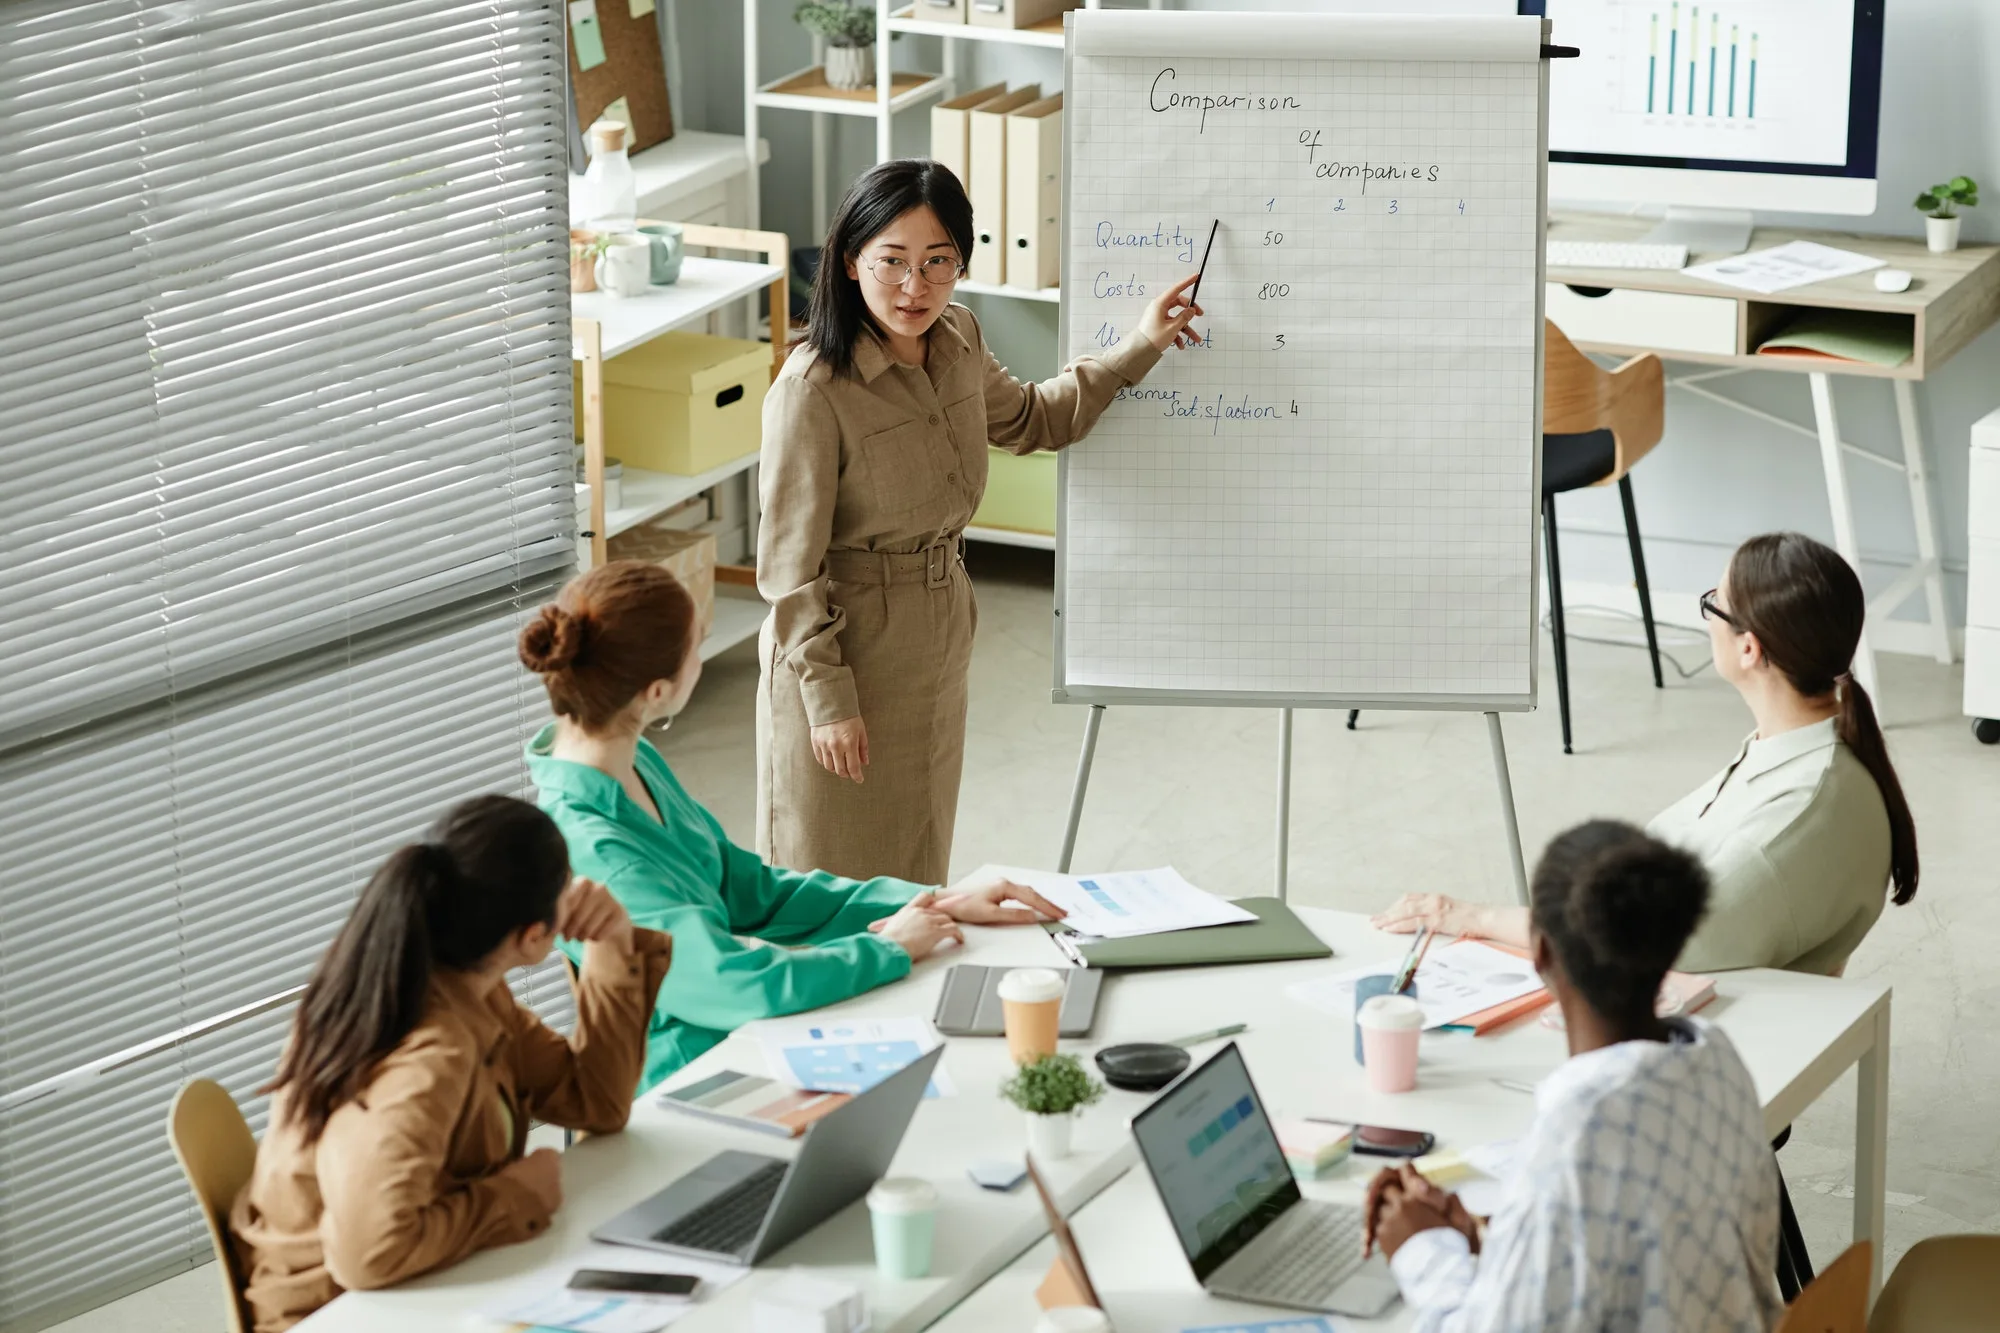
[1874,268,1913,293]
[1095,1042,1190,1092]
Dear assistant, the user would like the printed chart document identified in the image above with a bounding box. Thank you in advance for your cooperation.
[1286,940,1546,1030]
[1685,240,1884,294]
[477,1245,748,1331]
[988,865,1256,939]
[743,1015,955,1099]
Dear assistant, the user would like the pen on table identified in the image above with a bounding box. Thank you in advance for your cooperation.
[1168,1024,1247,1048]
[1050,930,1084,967]
[1190,217,1220,306]
[1390,925,1432,994]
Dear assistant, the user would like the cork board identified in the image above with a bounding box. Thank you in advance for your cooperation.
[571,0,674,154]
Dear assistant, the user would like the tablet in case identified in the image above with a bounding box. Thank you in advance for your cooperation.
[933,963,1104,1037]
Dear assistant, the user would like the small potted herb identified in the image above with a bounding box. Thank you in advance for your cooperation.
[1915,176,1979,254]
[1000,1053,1105,1161]
[796,1,877,92]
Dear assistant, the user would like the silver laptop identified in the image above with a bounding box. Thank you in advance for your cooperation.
[593,1045,943,1265]
[1130,1043,1400,1318]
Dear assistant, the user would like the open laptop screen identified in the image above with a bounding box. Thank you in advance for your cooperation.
[1129,1043,1300,1283]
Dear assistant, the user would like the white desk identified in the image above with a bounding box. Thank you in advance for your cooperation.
[298,910,1890,1331]
[934,911,1894,1330]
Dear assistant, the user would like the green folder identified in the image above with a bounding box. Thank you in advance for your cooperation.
[1042,897,1333,970]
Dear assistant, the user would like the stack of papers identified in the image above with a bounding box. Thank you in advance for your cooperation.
[1684,240,1884,294]
[741,1015,955,1099]
[989,865,1256,939]
[1286,941,1547,1030]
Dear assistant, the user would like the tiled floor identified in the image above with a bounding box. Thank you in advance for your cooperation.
[52,546,2000,1330]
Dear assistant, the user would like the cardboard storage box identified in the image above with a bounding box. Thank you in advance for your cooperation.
[608,522,718,638]
[576,332,769,477]
[972,447,1055,536]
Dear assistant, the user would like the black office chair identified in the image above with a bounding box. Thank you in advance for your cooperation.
[1348,322,1665,753]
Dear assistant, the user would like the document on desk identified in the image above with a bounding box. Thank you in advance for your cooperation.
[988,864,1256,939]
[1684,240,1885,295]
[1286,940,1546,1029]
[477,1245,748,1331]
[744,1015,956,1099]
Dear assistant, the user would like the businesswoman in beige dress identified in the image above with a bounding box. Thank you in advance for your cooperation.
[758,159,1201,884]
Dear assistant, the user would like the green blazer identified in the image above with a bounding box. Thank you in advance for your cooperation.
[527,725,918,1092]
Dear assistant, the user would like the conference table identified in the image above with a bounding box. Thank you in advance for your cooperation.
[297,903,1891,1332]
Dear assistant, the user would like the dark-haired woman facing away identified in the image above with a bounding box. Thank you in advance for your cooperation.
[229,796,670,1332]
[1365,821,1782,1331]
[757,158,1203,883]
[1377,532,1916,976]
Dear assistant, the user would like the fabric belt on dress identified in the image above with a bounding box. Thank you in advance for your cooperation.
[823,536,963,590]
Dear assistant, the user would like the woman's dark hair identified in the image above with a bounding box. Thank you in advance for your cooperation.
[1531,820,1710,1028]
[519,561,697,733]
[804,158,974,376]
[265,795,569,1143]
[1728,531,1918,905]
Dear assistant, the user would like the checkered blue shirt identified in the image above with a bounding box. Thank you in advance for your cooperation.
[1390,1018,1783,1332]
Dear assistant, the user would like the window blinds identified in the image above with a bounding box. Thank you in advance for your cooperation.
[0,0,576,1326]
[0,583,571,1330]
[0,0,575,751]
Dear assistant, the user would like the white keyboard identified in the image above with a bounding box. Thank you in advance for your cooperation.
[1546,240,1689,271]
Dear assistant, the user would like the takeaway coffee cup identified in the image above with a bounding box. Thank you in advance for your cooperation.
[997,967,1065,1065]
[867,1177,938,1279]
[1358,993,1424,1094]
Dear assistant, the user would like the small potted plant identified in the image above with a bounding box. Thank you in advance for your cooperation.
[1915,176,1979,254]
[796,1,877,92]
[570,229,611,293]
[1000,1053,1105,1161]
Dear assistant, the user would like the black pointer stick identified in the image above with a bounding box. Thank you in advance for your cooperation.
[1190,218,1219,307]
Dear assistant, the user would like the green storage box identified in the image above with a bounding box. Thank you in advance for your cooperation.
[576,332,769,476]
[974,447,1057,536]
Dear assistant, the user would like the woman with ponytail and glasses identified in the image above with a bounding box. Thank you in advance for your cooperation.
[1375,531,1917,977]
[230,796,671,1332]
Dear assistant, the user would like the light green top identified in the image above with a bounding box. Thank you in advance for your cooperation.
[526,725,918,1092]
[1648,719,1892,975]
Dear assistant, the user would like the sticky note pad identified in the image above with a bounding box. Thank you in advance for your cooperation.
[629,0,655,15]
[569,0,607,71]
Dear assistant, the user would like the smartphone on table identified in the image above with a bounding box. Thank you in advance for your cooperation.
[1351,1125,1435,1158]
[567,1269,702,1300]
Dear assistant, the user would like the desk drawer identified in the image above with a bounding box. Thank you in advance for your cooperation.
[1546,284,1738,356]
[1970,445,2000,542]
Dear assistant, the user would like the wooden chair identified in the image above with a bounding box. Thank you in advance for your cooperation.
[1347,323,1666,751]
[166,1079,258,1333]
[1869,1235,2000,1332]
[1775,1240,1871,1333]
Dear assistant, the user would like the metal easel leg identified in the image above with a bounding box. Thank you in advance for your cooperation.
[1057,705,1105,874]
[1487,712,1530,906]
[1275,708,1294,902]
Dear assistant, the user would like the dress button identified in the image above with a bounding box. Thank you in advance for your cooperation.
[948,472,958,484]
[928,414,940,425]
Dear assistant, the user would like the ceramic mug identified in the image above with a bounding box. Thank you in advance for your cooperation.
[639,222,685,285]
[594,236,651,297]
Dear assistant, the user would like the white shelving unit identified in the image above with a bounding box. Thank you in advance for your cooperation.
[573,224,789,662]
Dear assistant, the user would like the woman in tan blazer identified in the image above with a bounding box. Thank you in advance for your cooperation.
[758,159,1202,884]
[229,795,671,1331]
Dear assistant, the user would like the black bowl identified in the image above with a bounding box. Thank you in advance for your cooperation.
[1095,1042,1191,1093]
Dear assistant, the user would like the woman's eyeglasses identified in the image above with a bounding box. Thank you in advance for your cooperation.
[1699,588,1740,628]
[863,254,964,287]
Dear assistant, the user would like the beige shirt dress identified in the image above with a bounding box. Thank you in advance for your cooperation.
[756,303,1161,885]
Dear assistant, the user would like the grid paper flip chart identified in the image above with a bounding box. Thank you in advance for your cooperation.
[1058,13,1548,708]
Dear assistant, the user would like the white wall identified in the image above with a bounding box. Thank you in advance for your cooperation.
[679,0,2000,632]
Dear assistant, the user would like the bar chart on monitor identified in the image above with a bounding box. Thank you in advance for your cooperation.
[1545,0,1854,165]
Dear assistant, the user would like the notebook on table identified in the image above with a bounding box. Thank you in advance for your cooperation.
[1042,897,1332,970]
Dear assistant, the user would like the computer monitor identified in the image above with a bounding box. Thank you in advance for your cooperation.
[1526,1,1886,251]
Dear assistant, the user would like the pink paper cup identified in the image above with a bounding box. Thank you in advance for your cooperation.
[1358,995,1422,1093]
